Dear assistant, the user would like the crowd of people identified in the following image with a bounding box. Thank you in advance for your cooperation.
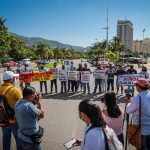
[0,60,150,150]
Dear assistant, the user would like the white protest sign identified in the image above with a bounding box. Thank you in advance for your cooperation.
[51,68,58,79]
[81,71,90,83]
[94,70,106,79]
[59,70,67,81]
[118,74,145,86]
[67,71,78,81]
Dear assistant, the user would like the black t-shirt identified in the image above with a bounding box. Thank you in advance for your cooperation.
[127,69,137,74]
[116,70,126,76]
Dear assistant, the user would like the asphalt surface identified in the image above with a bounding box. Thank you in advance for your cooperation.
[0,59,144,150]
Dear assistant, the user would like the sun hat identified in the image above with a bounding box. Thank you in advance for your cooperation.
[3,71,19,81]
[135,78,148,87]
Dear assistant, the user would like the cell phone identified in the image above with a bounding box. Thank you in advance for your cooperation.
[63,139,77,150]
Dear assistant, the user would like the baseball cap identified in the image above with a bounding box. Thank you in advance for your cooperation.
[3,71,19,81]
[135,78,148,87]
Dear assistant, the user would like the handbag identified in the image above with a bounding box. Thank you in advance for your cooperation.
[103,126,123,150]
[127,95,141,149]
[21,126,44,144]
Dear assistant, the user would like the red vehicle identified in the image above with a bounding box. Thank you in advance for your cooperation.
[3,61,16,67]
[0,63,2,68]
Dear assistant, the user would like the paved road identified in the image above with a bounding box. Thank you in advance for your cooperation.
[0,59,141,150]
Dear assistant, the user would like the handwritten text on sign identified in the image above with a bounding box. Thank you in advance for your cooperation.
[118,74,145,85]
[81,71,90,83]
[94,70,106,79]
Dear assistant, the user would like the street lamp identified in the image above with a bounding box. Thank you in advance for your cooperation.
[142,29,145,65]
[102,7,109,61]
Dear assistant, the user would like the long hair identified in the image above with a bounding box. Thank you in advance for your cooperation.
[104,92,121,118]
[79,100,106,128]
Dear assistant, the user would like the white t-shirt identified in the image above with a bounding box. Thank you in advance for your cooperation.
[81,126,105,150]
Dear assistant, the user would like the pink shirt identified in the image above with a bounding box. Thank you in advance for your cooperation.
[102,109,124,135]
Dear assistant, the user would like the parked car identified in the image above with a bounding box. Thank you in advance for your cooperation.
[22,58,31,65]
[3,61,16,67]
[0,63,2,68]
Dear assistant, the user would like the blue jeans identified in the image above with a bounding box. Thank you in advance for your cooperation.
[94,79,102,93]
[141,135,150,150]
[18,138,41,150]
[2,123,19,150]
[83,83,90,93]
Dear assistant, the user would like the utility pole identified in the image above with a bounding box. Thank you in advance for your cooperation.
[102,7,109,61]
[142,29,145,65]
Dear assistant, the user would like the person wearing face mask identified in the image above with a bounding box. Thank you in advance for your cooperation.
[140,66,149,79]
[76,63,83,92]
[39,65,47,94]
[74,100,123,150]
[50,63,58,93]
[0,71,23,150]
[67,62,74,92]
[93,64,103,94]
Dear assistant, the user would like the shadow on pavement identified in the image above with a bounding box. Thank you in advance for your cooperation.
[42,92,127,103]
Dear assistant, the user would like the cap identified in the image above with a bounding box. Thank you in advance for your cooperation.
[135,78,149,87]
[3,71,19,81]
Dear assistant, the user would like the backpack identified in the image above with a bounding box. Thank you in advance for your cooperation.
[0,85,15,126]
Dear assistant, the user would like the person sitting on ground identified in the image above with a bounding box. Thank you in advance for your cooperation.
[102,92,124,145]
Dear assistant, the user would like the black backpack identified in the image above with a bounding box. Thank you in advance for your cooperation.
[0,86,15,126]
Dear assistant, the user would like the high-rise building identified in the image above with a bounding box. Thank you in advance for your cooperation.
[117,20,133,50]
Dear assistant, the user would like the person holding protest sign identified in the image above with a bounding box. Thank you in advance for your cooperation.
[67,62,74,92]
[76,63,83,92]
[20,64,33,90]
[125,78,150,150]
[71,67,78,93]
[93,64,103,94]
[39,65,47,94]
[140,66,149,79]
[115,65,126,95]
[82,63,91,94]
[106,64,116,91]
[102,92,124,145]
[127,65,137,96]
[59,65,67,93]
[50,63,58,93]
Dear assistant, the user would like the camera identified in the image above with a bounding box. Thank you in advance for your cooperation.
[33,93,41,104]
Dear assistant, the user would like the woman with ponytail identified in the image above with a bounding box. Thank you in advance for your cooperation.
[102,92,124,145]
[74,99,106,150]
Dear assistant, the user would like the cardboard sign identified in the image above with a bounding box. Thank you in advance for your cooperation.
[81,71,90,83]
[94,70,106,79]
[67,71,79,81]
[59,70,67,81]
[19,71,53,83]
[118,74,145,85]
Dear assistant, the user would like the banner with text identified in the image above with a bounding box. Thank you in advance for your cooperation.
[81,71,90,83]
[59,70,68,81]
[67,71,79,81]
[118,74,145,86]
[94,70,106,79]
[19,71,53,83]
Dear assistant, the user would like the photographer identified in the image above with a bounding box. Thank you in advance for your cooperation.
[15,87,44,150]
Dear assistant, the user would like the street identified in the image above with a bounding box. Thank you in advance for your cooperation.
[0,59,143,150]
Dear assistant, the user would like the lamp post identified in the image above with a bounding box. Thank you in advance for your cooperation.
[102,7,109,61]
[142,29,145,65]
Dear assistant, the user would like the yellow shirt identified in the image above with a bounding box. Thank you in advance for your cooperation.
[0,83,23,108]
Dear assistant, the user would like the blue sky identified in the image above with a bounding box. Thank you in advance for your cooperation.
[0,0,149,47]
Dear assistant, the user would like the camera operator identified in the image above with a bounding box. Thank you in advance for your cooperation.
[15,87,44,150]
[125,78,150,150]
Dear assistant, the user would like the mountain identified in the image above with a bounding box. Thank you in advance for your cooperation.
[11,33,88,51]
